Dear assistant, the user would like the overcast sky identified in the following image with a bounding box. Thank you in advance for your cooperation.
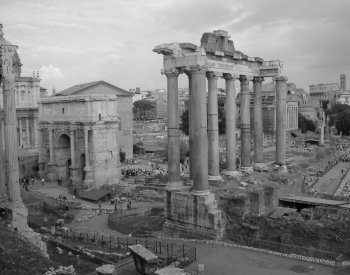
[1,0,349,93]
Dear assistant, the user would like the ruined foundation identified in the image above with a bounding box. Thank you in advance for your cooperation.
[163,187,224,240]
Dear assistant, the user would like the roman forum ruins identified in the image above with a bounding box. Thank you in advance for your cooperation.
[154,30,285,238]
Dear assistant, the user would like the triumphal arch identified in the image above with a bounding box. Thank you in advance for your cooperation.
[154,30,286,239]
[38,94,120,192]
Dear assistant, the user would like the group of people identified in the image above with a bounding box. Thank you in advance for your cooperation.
[121,168,152,177]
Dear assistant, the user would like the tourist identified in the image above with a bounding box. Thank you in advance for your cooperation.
[41,178,45,186]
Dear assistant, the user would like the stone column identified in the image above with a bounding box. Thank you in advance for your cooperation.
[275,76,288,167]
[49,127,54,163]
[3,73,22,204]
[19,117,23,148]
[70,129,76,167]
[240,75,251,169]
[83,126,94,190]
[26,117,30,147]
[223,74,237,176]
[38,128,45,178]
[34,118,38,148]
[0,115,6,203]
[165,70,182,190]
[187,73,193,180]
[84,128,90,167]
[47,126,57,181]
[190,68,209,195]
[69,128,78,186]
[207,72,221,181]
[253,77,264,166]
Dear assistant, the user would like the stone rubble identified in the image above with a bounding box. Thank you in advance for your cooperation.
[44,265,75,275]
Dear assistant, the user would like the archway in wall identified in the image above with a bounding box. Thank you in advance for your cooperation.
[55,134,71,180]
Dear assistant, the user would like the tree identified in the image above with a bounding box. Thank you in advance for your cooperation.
[133,100,156,120]
[298,113,316,133]
[335,111,350,135]
[180,107,226,135]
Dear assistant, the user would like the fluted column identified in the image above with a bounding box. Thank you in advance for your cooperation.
[83,126,94,189]
[190,68,209,195]
[25,117,30,147]
[49,127,54,163]
[165,69,182,190]
[275,76,288,166]
[0,115,6,202]
[84,127,90,168]
[47,126,57,181]
[38,128,45,178]
[19,118,23,147]
[70,129,76,167]
[207,72,221,181]
[187,73,193,180]
[3,73,22,204]
[34,118,38,147]
[223,74,237,176]
[240,75,251,169]
[253,76,264,166]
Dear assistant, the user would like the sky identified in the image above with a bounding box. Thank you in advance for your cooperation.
[0,0,349,94]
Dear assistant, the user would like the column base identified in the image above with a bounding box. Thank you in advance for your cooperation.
[47,162,57,182]
[239,166,254,174]
[83,166,94,191]
[191,189,210,196]
[253,162,266,168]
[223,170,240,177]
[165,181,183,191]
[163,190,224,240]
[208,174,222,181]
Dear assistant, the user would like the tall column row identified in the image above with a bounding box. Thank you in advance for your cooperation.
[164,70,288,194]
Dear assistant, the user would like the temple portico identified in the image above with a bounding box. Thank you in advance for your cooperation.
[154,30,286,239]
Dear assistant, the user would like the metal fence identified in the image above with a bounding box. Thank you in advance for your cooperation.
[40,228,196,266]
[224,232,343,262]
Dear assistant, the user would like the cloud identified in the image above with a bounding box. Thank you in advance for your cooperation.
[1,0,350,92]
[40,65,64,81]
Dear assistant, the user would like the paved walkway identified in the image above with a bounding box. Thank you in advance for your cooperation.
[312,162,350,195]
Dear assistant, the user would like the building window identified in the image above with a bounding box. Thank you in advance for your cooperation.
[62,108,65,114]
[99,114,101,120]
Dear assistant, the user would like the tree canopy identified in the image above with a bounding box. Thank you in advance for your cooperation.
[133,100,156,120]
[298,113,316,133]
[325,103,350,135]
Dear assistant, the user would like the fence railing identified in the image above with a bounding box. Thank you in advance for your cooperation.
[40,227,196,266]
[224,232,344,263]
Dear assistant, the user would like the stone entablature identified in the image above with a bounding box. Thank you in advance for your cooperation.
[154,31,283,78]
[39,94,120,123]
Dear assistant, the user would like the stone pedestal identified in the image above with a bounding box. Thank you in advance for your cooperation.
[47,162,58,182]
[83,166,94,190]
[163,187,224,240]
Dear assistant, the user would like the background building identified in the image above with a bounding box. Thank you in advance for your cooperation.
[0,72,46,149]
[56,80,133,159]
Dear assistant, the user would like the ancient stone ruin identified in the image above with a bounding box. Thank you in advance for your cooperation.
[154,30,287,239]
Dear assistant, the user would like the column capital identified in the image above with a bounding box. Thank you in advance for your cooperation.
[185,64,207,73]
[206,71,221,80]
[162,68,182,77]
[274,76,288,82]
[253,76,265,83]
[239,75,252,83]
[222,73,234,80]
